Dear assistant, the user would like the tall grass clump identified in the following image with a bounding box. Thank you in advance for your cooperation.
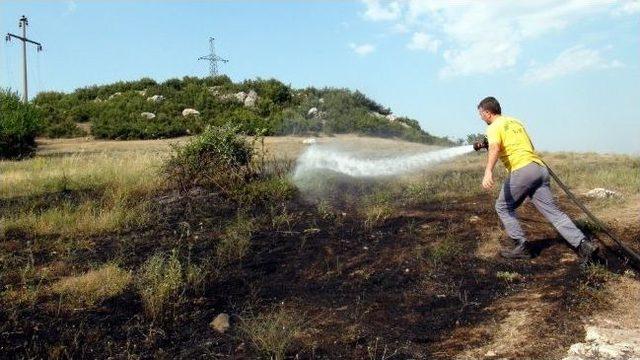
[0,89,41,158]
[217,215,255,265]
[239,307,305,360]
[135,252,183,320]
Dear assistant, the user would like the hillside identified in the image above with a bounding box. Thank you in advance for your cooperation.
[32,76,454,145]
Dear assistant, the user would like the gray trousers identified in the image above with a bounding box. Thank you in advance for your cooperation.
[495,162,586,248]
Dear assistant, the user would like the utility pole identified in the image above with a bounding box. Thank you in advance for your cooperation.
[5,15,43,103]
[198,37,228,78]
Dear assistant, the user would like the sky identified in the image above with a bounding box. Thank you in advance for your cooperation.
[1,0,639,154]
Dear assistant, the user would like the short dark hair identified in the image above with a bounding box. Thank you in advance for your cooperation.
[477,97,501,115]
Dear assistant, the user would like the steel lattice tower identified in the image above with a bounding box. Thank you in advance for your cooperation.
[198,37,228,77]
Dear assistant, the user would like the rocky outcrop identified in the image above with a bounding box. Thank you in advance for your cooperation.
[140,112,156,119]
[210,313,230,333]
[563,326,640,360]
[234,91,247,103]
[182,108,200,117]
[244,90,258,108]
[586,188,620,199]
[147,95,165,103]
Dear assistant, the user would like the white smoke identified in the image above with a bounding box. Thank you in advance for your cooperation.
[293,144,474,179]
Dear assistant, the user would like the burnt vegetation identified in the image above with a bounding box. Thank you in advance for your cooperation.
[1,127,637,359]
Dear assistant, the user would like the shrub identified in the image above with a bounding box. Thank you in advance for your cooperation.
[0,89,41,158]
[164,124,256,191]
[50,264,132,308]
[136,252,183,320]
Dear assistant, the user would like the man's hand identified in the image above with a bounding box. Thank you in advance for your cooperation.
[482,143,500,190]
[482,170,494,189]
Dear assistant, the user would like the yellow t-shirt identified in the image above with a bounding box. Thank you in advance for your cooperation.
[486,115,543,172]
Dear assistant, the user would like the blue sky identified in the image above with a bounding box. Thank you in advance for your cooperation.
[1,1,639,154]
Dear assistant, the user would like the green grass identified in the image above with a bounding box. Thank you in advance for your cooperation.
[135,252,184,320]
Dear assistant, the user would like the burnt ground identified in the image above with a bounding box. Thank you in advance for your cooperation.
[1,187,638,359]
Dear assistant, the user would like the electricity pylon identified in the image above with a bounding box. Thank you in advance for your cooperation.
[198,37,228,78]
[5,15,43,102]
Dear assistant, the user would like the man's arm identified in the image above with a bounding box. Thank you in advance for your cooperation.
[482,143,500,189]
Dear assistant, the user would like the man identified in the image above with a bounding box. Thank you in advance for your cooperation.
[477,96,598,262]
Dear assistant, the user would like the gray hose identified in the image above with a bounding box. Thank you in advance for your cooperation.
[541,159,640,266]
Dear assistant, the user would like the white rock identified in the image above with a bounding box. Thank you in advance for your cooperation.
[92,98,103,103]
[140,112,156,119]
[234,91,247,103]
[469,215,481,224]
[218,93,236,101]
[137,90,146,96]
[108,92,122,99]
[370,112,386,119]
[386,114,398,122]
[182,108,200,117]
[210,313,230,333]
[302,138,317,145]
[147,95,165,103]
[319,98,325,103]
[585,326,602,342]
[244,90,258,108]
[586,188,620,199]
[307,107,318,117]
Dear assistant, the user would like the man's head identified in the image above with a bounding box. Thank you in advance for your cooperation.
[478,96,501,124]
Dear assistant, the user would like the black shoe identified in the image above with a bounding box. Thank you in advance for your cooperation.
[500,242,532,259]
[577,240,599,267]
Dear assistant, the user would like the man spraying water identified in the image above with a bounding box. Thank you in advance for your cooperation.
[475,96,598,263]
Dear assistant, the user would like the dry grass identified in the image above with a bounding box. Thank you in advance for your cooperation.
[50,264,132,308]
[0,150,165,237]
[239,306,306,360]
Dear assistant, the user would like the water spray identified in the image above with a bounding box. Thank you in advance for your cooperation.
[293,144,474,179]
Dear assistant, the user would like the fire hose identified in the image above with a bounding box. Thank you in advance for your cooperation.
[473,137,640,266]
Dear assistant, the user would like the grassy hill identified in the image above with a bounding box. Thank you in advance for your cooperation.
[1,130,639,358]
[32,76,454,145]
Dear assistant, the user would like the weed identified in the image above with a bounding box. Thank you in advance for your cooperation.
[136,252,183,320]
[426,236,463,268]
[239,306,305,360]
[217,215,254,265]
[362,203,394,231]
[496,271,524,283]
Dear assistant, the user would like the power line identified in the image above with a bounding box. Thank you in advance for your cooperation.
[197,37,228,78]
[5,15,43,102]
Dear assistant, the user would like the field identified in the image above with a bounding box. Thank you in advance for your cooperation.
[1,134,639,359]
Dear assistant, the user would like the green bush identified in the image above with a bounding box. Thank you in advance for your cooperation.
[0,89,41,158]
[164,124,256,191]
[28,76,453,145]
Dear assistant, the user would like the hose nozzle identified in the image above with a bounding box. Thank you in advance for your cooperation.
[473,137,489,151]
